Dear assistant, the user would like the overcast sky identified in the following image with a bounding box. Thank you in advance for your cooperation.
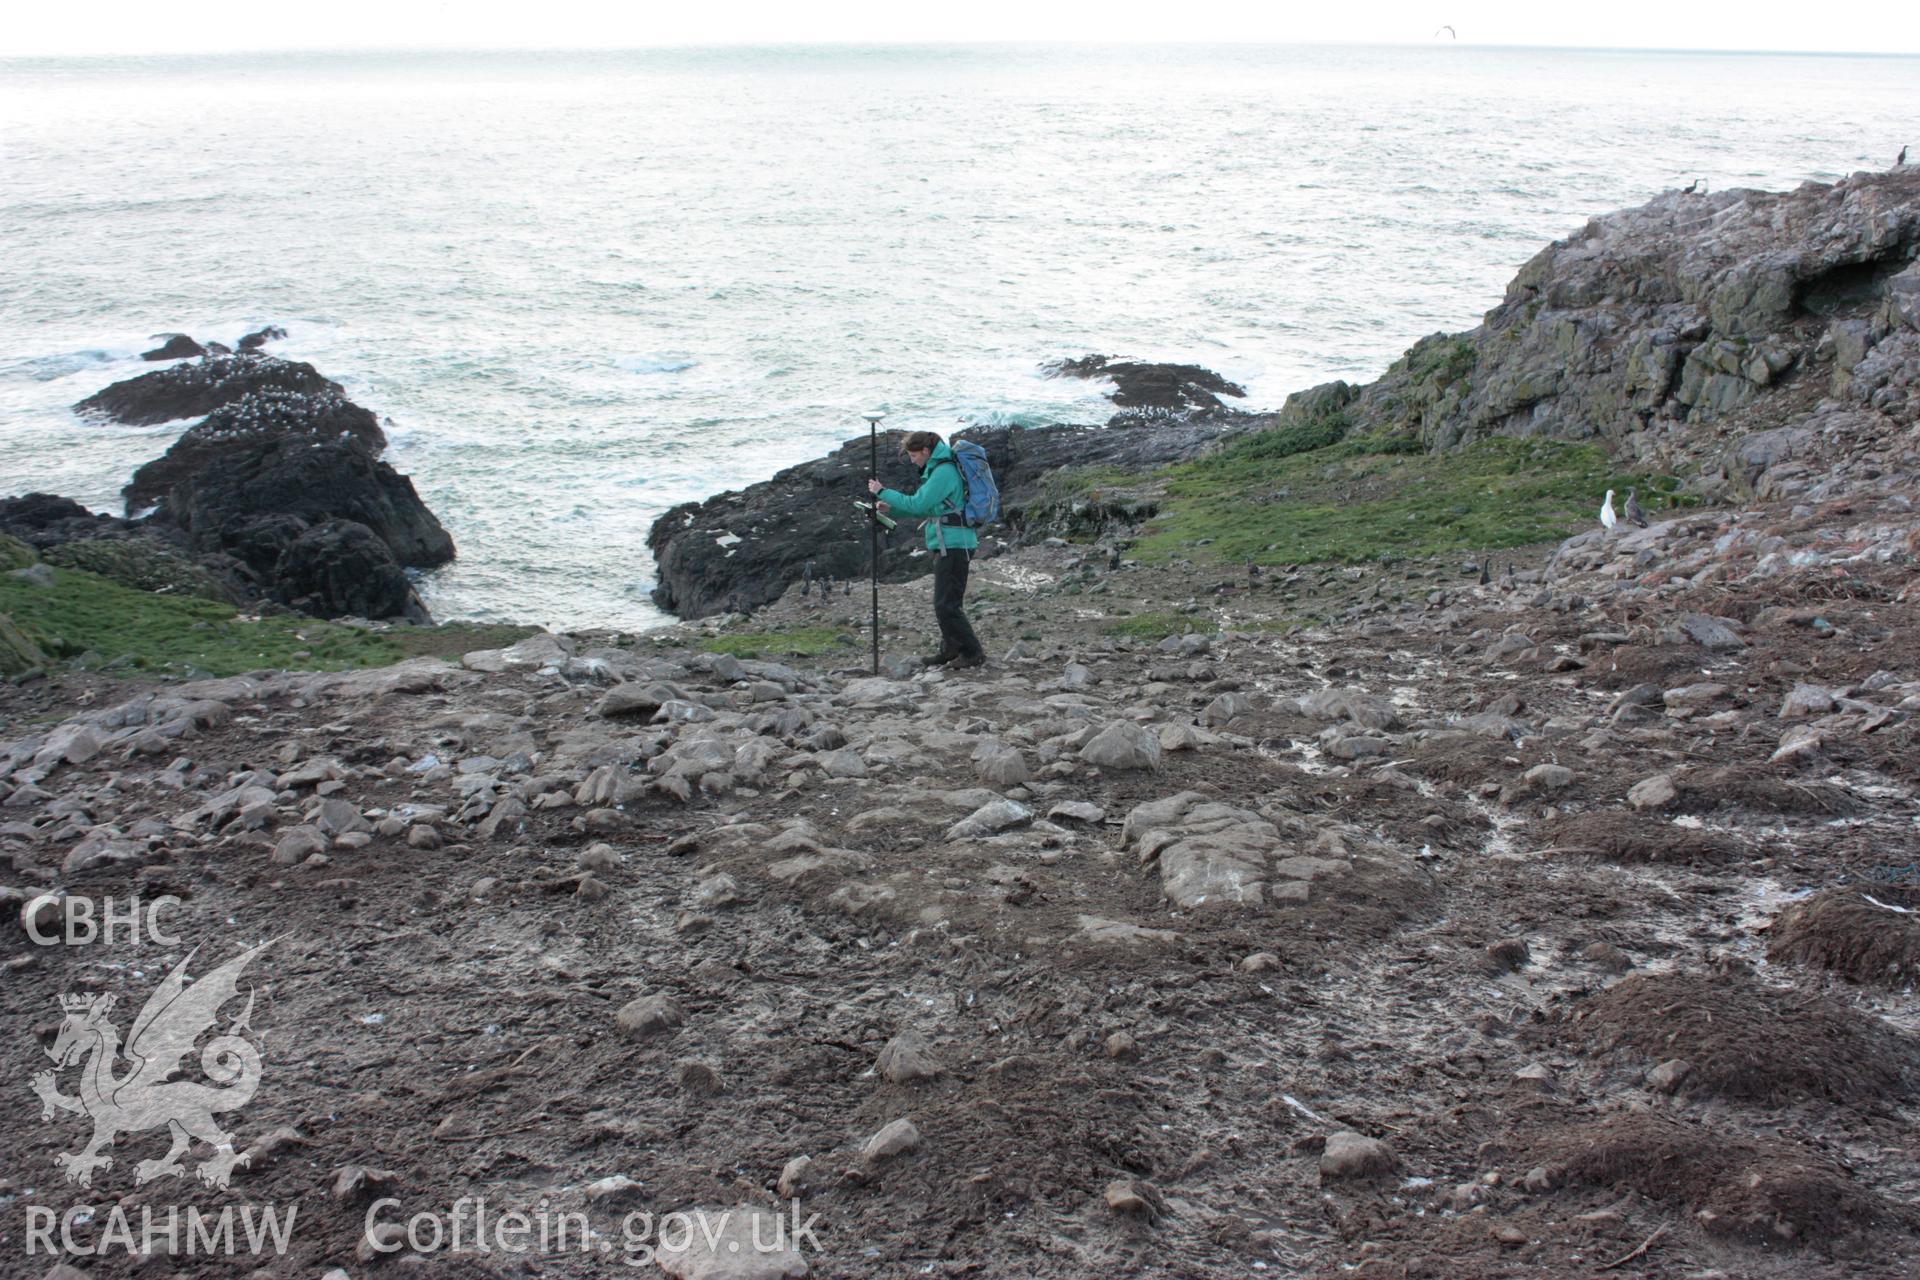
[7,0,1919,57]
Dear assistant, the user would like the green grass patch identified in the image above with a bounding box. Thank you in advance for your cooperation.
[1101,612,1220,640]
[1038,464,1148,501]
[1133,435,1685,567]
[0,566,406,676]
[389,621,540,661]
[697,625,859,660]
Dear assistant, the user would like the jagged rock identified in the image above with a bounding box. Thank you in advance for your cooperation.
[1317,168,1920,467]
[973,744,1031,787]
[273,519,430,623]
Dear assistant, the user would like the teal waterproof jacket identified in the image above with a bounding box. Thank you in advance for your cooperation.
[878,442,979,552]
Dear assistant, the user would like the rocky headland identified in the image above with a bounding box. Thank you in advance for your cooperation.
[3,170,1919,1279]
[4,333,453,629]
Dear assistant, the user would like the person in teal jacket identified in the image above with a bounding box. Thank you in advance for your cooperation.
[867,431,985,668]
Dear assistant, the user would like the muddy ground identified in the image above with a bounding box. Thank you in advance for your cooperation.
[2,493,1918,1280]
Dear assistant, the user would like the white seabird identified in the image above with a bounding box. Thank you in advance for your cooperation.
[1599,490,1617,531]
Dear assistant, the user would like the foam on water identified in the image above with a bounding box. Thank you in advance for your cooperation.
[1,43,1914,630]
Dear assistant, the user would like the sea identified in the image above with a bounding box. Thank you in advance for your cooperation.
[1,43,1913,630]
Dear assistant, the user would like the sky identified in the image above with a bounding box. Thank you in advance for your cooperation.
[6,0,1919,57]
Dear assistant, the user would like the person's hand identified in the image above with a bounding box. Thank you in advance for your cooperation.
[874,501,890,515]
[867,478,883,495]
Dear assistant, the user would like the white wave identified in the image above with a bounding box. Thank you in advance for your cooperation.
[616,354,697,375]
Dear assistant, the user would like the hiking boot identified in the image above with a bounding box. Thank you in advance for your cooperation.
[948,652,986,670]
[922,649,959,667]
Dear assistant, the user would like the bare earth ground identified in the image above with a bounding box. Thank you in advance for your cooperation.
[2,493,1919,1280]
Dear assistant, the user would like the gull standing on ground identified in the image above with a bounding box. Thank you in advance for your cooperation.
[1624,489,1648,528]
[1599,490,1618,531]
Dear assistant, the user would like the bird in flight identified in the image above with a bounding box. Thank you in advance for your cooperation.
[1436,24,1457,39]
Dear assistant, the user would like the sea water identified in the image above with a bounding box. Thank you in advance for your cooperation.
[1,43,1912,629]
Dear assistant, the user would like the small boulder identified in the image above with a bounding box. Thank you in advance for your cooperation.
[615,993,684,1038]
[1320,1131,1395,1180]
[862,1118,923,1162]
[1078,721,1162,771]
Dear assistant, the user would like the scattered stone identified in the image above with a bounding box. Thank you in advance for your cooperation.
[676,1059,725,1095]
[974,744,1031,787]
[947,798,1032,840]
[615,993,685,1037]
[584,1174,644,1202]
[1104,1178,1159,1216]
[875,1030,942,1084]
[1486,939,1531,972]
[1646,1058,1693,1094]
[1779,684,1837,718]
[1078,721,1162,770]
[1628,774,1679,811]
[862,1118,923,1162]
[331,1164,397,1202]
[777,1155,812,1198]
[1319,1131,1395,1180]
[1523,763,1574,791]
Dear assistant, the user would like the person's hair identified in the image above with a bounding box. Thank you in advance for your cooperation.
[901,430,942,456]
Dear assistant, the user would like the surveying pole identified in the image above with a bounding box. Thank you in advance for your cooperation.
[862,411,885,675]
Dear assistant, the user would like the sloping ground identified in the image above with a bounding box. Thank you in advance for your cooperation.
[4,474,1919,1278]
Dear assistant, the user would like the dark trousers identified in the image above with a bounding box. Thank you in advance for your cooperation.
[932,548,984,660]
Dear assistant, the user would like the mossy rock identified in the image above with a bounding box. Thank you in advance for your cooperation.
[41,538,237,603]
[0,612,49,676]
[0,533,36,571]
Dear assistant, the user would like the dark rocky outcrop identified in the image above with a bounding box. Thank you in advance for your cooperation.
[74,353,341,426]
[154,432,452,571]
[17,346,455,623]
[1285,168,1920,503]
[141,334,206,361]
[237,325,288,353]
[272,519,429,624]
[649,415,1251,619]
[0,493,148,552]
[1044,355,1248,412]
[124,389,386,514]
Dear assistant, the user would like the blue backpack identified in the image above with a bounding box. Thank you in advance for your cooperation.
[940,439,1000,527]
